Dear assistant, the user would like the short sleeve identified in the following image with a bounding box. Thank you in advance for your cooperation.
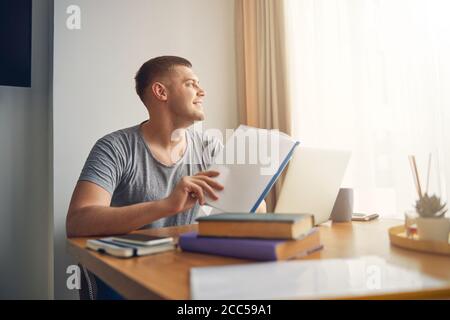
[78,137,125,194]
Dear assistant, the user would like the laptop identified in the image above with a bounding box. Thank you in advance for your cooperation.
[274,147,351,225]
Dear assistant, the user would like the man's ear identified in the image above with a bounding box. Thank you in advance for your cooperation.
[151,82,168,101]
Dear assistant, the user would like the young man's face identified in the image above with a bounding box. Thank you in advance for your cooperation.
[166,65,206,123]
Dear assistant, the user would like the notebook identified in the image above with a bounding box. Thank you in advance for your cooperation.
[206,125,299,212]
[86,237,175,258]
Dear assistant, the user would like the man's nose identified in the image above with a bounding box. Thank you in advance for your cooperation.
[197,86,206,97]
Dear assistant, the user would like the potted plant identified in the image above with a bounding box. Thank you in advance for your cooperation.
[409,155,450,242]
[415,193,450,242]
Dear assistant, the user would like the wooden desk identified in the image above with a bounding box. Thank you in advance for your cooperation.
[67,219,450,299]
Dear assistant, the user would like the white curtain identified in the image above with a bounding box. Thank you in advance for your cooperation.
[285,0,450,218]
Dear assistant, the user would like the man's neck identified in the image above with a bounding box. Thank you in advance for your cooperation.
[140,117,190,148]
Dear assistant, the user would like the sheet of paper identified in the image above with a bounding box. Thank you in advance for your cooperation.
[206,125,299,212]
[190,256,446,299]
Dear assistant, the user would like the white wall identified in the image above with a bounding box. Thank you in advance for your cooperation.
[53,0,238,299]
[0,0,52,299]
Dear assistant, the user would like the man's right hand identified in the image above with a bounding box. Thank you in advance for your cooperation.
[164,170,224,214]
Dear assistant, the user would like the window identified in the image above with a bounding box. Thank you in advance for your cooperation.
[285,0,450,217]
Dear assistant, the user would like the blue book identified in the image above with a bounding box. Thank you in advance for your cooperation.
[178,229,321,261]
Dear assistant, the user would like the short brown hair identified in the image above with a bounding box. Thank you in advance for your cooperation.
[134,56,192,103]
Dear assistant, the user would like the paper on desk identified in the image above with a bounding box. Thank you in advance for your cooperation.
[190,256,445,300]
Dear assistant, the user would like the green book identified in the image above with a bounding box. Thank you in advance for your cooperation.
[196,213,314,239]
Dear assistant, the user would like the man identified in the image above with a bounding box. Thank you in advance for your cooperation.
[66,56,266,300]
[66,56,265,239]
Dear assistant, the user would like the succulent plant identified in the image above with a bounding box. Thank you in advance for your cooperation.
[415,193,447,218]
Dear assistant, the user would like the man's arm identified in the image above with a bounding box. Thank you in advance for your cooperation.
[66,181,169,237]
[66,171,223,237]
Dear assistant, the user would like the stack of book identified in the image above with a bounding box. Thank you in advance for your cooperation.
[178,213,322,261]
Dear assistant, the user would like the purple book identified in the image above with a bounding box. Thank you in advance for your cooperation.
[178,230,321,261]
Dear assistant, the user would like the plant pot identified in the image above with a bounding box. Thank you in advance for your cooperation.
[416,217,450,242]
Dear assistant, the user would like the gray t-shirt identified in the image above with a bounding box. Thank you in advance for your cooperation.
[78,122,223,229]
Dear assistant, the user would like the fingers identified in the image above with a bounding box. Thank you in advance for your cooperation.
[180,171,223,206]
[186,183,205,205]
[195,170,220,178]
[191,179,219,201]
[192,175,224,191]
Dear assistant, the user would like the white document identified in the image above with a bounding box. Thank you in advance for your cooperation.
[206,125,299,213]
[190,256,446,300]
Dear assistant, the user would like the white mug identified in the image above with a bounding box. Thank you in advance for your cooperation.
[330,188,354,222]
